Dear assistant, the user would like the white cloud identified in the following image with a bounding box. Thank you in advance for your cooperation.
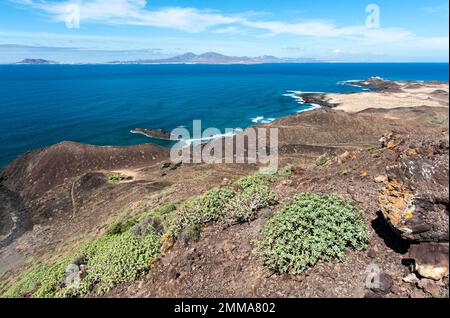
[15,0,242,32]
[213,26,242,34]
[11,0,450,53]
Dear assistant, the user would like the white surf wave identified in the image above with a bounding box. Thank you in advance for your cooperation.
[250,116,276,124]
[251,116,264,123]
[296,103,321,113]
[284,90,322,113]
[338,77,385,88]
[337,80,364,87]
[283,91,304,104]
[179,130,241,147]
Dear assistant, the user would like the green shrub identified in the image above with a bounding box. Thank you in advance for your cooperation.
[223,195,254,224]
[367,144,377,151]
[236,174,277,208]
[179,225,202,246]
[1,255,72,298]
[74,230,161,295]
[176,187,237,230]
[430,115,448,125]
[255,193,368,275]
[2,217,162,298]
[153,203,177,216]
[132,216,165,237]
[223,173,278,225]
[315,155,328,167]
[105,219,139,236]
[242,184,277,209]
[235,173,272,190]
[106,172,129,184]
[277,164,295,178]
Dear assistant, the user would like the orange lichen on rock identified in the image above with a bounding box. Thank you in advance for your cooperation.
[387,140,398,149]
[405,148,418,156]
[378,179,416,238]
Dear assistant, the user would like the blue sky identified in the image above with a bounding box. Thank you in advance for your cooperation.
[0,0,448,62]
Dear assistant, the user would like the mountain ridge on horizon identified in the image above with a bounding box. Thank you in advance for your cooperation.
[11,53,450,65]
[108,51,320,64]
[12,52,318,65]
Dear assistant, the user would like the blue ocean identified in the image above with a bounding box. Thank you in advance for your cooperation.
[0,63,448,167]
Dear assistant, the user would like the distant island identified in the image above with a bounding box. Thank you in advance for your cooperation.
[15,58,58,65]
[108,52,320,65]
[12,53,322,65]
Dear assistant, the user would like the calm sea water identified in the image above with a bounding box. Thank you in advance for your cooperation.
[0,63,448,167]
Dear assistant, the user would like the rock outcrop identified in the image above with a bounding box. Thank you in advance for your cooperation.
[378,132,449,280]
[409,243,449,281]
[131,128,172,140]
[379,132,449,242]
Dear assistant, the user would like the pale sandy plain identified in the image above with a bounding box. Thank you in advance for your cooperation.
[323,81,449,113]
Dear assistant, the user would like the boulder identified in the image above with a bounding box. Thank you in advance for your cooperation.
[370,272,394,295]
[409,243,449,280]
[64,263,81,289]
[403,273,419,284]
[378,134,449,242]
[417,278,441,296]
[378,133,449,281]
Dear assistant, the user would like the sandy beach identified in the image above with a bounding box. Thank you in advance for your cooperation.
[300,79,449,113]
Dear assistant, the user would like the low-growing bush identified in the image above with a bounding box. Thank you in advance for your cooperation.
[2,215,162,298]
[430,115,448,125]
[106,172,129,184]
[179,225,202,246]
[367,144,377,152]
[1,255,73,298]
[255,193,368,275]
[237,174,277,207]
[74,230,161,295]
[235,173,273,190]
[223,195,254,224]
[105,219,138,236]
[223,173,278,225]
[277,164,295,178]
[175,187,237,230]
[315,155,328,167]
[132,216,165,237]
[153,203,177,216]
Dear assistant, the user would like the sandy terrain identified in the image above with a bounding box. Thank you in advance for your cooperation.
[313,81,449,113]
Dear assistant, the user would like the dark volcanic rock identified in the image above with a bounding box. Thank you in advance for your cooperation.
[347,77,403,92]
[160,161,182,176]
[369,272,394,295]
[416,278,442,296]
[131,128,172,140]
[298,93,340,108]
[378,132,449,281]
[379,133,449,243]
[409,243,449,280]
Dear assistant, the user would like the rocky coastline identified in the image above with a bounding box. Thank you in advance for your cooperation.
[295,77,449,112]
[130,128,173,140]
